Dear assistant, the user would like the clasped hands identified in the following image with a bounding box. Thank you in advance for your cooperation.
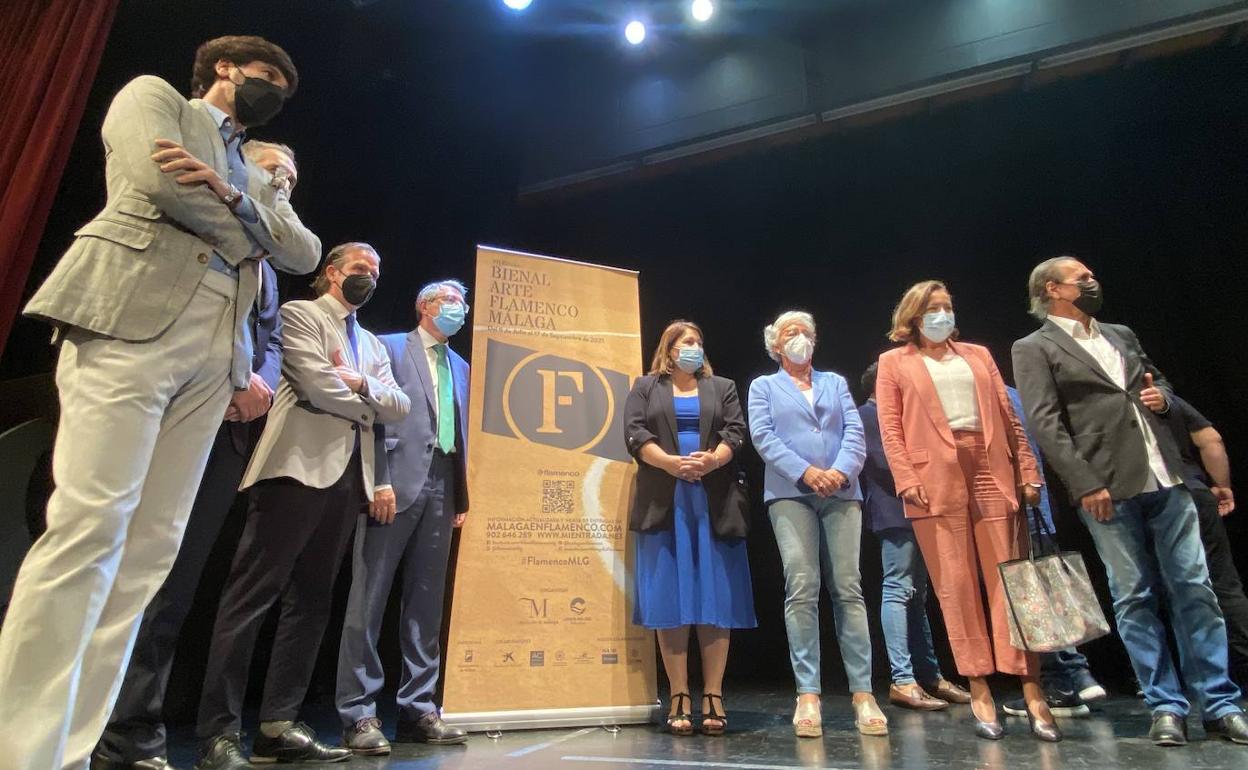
[802,466,848,498]
[663,451,720,483]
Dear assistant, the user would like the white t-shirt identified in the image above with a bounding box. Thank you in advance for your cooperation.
[921,352,982,432]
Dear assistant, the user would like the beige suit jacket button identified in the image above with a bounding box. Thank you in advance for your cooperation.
[197,253,209,264]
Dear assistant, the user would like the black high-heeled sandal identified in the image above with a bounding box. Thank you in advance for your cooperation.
[667,693,693,736]
[702,693,727,736]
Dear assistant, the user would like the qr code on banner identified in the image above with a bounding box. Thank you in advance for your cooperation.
[542,480,575,514]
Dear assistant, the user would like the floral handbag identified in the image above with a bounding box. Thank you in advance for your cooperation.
[999,508,1111,652]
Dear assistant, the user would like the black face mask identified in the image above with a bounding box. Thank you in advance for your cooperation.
[340,274,376,307]
[232,72,286,127]
[1072,279,1103,316]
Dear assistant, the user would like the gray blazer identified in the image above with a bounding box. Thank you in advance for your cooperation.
[240,295,411,500]
[24,75,321,341]
[1012,319,1183,503]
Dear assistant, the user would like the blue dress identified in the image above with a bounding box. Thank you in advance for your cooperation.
[633,395,757,629]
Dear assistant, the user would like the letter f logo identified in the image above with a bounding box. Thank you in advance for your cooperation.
[535,369,584,434]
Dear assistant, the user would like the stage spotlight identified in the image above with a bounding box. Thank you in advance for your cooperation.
[625,20,647,45]
[691,0,714,23]
[503,0,532,10]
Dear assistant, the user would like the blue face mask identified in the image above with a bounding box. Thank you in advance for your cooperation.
[921,310,956,343]
[433,301,466,337]
[676,346,704,374]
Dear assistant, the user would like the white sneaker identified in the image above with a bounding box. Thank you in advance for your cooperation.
[1078,684,1107,703]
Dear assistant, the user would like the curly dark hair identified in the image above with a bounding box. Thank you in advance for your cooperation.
[190,35,298,98]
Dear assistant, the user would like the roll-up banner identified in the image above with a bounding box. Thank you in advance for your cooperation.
[442,245,657,731]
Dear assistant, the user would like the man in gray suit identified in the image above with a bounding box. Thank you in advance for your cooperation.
[195,243,410,769]
[336,279,471,755]
[0,36,318,770]
[1013,256,1247,747]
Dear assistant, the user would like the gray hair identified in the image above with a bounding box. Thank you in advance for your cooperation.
[241,139,296,164]
[311,242,379,295]
[763,310,816,362]
[416,279,469,318]
[1027,256,1076,320]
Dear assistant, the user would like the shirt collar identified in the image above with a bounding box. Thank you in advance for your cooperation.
[417,325,444,350]
[201,101,244,143]
[318,293,354,321]
[1048,313,1100,340]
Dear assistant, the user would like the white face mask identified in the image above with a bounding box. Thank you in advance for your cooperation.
[784,333,814,365]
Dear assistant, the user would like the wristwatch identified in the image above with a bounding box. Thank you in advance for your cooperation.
[221,184,244,209]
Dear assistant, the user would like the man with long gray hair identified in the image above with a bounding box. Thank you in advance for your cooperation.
[335,279,472,754]
[1012,255,1247,747]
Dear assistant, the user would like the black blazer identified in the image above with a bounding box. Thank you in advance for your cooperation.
[1012,319,1184,503]
[623,373,750,538]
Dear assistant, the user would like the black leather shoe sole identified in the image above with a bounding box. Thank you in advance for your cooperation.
[250,749,352,764]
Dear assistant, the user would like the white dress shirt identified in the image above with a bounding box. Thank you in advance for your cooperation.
[1047,315,1181,490]
[921,352,982,432]
[418,325,451,419]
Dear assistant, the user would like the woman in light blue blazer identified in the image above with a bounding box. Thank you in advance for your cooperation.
[747,311,883,738]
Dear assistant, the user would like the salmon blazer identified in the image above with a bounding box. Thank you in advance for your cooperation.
[875,340,1039,519]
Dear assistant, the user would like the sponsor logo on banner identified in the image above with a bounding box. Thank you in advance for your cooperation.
[530,651,545,667]
[481,339,632,462]
[570,597,587,615]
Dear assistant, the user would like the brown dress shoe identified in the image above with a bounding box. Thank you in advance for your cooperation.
[925,679,972,705]
[889,683,948,711]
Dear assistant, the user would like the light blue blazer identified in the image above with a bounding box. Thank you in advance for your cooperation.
[748,368,866,503]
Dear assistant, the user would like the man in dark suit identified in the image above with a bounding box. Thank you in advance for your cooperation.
[1160,393,1248,690]
[90,142,301,770]
[1012,256,1247,747]
[858,363,968,711]
[335,280,471,755]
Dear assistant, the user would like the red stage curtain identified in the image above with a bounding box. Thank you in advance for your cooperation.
[0,0,119,356]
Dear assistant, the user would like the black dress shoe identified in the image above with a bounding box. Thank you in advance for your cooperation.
[1149,713,1189,747]
[252,722,351,763]
[1204,712,1248,744]
[395,712,468,745]
[91,754,179,770]
[194,734,249,770]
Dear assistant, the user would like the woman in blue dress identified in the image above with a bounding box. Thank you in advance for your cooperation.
[623,320,757,736]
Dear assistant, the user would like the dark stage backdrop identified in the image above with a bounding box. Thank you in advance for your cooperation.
[2,3,1246,718]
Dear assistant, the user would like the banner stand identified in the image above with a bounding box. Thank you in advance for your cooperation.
[442,245,657,732]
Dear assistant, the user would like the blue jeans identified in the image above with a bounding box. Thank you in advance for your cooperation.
[1079,485,1242,719]
[769,495,873,693]
[1039,648,1097,694]
[878,528,943,686]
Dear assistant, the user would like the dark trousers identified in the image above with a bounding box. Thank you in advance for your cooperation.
[196,450,363,738]
[1193,486,1248,684]
[336,453,455,726]
[97,423,250,762]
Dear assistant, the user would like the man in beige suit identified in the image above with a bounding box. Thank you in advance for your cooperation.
[0,36,319,770]
[195,243,410,769]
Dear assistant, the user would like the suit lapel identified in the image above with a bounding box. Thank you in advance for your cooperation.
[406,330,437,412]
[1040,321,1121,391]
[696,377,715,451]
[188,99,228,176]
[902,346,956,447]
[654,377,679,448]
[775,370,816,420]
[315,295,352,363]
[1099,325,1141,387]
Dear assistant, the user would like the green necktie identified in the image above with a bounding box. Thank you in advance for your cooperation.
[435,343,455,453]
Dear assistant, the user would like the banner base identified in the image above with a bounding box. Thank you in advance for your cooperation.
[442,703,659,732]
